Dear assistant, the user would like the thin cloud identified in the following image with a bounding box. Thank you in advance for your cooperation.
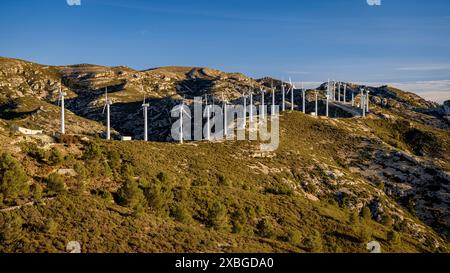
[357,80,450,104]
[396,64,450,71]
[286,71,310,75]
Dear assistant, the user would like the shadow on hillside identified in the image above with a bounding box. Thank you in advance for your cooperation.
[0,100,37,120]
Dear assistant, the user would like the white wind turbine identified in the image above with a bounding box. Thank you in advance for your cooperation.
[302,81,305,114]
[281,80,286,111]
[338,82,342,102]
[249,87,254,122]
[141,93,149,141]
[366,90,370,113]
[175,97,191,144]
[241,91,247,129]
[315,90,318,116]
[343,83,347,103]
[57,82,67,135]
[102,87,113,140]
[288,78,295,111]
[260,87,266,119]
[222,92,229,138]
[204,94,211,140]
[271,81,276,116]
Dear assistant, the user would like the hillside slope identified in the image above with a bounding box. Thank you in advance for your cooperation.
[0,57,449,253]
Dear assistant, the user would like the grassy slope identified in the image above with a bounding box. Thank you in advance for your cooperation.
[0,112,447,253]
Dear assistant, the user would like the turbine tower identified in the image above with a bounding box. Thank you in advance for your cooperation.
[177,97,191,144]
[141,94,149,141]
[366,90,370,113]
[271,81,276,116]
[302,81,305,114]
[326,94,329,117]
[242,92,247,129]
[338,82,341,102]
[288,78,295,111]
[222,92,229,138]
[260,88,265,119]
[249,88,254,122]
[102,87,113,140]
[315,90,318,117]
[343,83,347,103]
[281,81,286,111]
[58,82,67,135]
[205,94,211,140]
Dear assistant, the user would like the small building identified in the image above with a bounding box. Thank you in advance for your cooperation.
[12,125,43,135]
[121,136,132,141]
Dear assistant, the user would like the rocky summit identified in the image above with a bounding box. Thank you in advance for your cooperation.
[0,56,449,253]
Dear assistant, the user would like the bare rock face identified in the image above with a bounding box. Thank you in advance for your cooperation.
[444,100,450,116]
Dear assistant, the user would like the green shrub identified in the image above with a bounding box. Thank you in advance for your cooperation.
[74,162,88,181]
[48,147,63,165]
[361,207,372,220]
[116,178,146,209]
[0,153,29,200]
[381,214,393,226]
[170,204,193,224]
[256,218,274,238]
[108,150,121,171]
[23,143,47,162]
[0,213,23,244]
[349,211,359,225]
[303,230,323,252]
[46,173,66,194]
[121,163,135,180]
[387,230,400,245]
[191,178,209,187]
[231,208,248,234]
[156,172,170,184]
[358,226,373,243]
[287,229,302,246]
[217,174,231,186]
[43,219,58,234]
[207,202,229,231]
[144,180,173,214]
[82,141,102,160]
[31,183,43,201]
[264,183,293,196]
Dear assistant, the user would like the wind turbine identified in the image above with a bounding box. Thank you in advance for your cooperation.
[361,94,366,117]
[57,82,67,135]
[338,82,342,102]
[343,83,347,103]
[222,92,229,138]
[288,78,295,111]
[260,87,265,119]
[281,80,286,111]
[366,90,370,113]
[302,81,305,114]
[326,94,329,117]
[176,97,191,144]
[271,81,276,116]
[204,94,211,140]
[333,81,337,101]
[242,91,247,129]
[315,90,318,116]
[249,87,254,122]
[141,93,149,141]
[102,87,113,140]
[352,92,355,107]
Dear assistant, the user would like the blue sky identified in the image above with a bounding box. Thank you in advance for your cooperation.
[0,0,450,101]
